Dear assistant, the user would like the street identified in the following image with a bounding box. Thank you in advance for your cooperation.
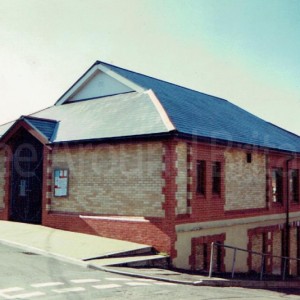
[0,244,299,299]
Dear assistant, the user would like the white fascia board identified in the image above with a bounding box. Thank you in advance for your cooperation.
[145,89,176,132]
[97,64,145,93]
[56,63,145,106]
[55,65,99,105]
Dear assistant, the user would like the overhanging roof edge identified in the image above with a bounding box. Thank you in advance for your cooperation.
[145,89,176,132]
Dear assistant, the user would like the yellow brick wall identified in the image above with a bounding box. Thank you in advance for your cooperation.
[176,142,188,215]
[224,149,266,211]
[0,149,5,209]
[50,142,165,217]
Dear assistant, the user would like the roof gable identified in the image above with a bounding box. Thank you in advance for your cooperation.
[56,63,145,105]
[0,116,58,145]
[23,116,58,141]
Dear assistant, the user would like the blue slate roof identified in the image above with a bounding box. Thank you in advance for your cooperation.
[23,116,58,141]
[99,61,300,153]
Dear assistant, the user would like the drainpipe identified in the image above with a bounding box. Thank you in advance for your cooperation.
[285,155,295,275]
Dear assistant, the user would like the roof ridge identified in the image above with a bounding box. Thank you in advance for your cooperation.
[96,60,229,103]
[266,121,300,138]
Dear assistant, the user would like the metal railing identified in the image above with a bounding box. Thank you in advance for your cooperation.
[209,242,300,280]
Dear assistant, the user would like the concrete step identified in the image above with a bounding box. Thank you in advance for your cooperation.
[88,254,170,268]
[83,246,155,261]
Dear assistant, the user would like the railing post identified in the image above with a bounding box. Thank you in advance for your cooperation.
[260,254,265,281]
[231,248,237,279]
[208,242,214,278]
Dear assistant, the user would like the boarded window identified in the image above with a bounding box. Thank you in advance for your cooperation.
[290,169,299,202]
[212,162,221,195]
[197,160,206,195]
[272,168,283,203]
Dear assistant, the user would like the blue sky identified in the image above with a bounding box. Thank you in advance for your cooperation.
[0,0,299,134]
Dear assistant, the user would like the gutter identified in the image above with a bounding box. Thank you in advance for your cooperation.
[47,131,177,146]
[176,132,300,155]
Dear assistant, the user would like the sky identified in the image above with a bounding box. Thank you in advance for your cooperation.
[0,0,299,135]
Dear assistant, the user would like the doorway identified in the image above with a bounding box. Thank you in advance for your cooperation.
[9,129,43,224]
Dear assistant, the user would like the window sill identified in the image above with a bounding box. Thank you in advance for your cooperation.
[271,201,283,207]
[196,193,206,198]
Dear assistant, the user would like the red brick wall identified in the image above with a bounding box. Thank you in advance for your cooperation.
[0,145,11,220]
[44,213,173,253]
[248,225,283,274]
[175,140,300,225]
[189,233,226,272]
[185,141,226,223]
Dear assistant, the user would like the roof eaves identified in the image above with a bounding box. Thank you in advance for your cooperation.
[266,121,300,139]
[176,132,300,155]
[50,131,177,145]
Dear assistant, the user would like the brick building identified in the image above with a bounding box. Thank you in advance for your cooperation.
[0,61,300,275]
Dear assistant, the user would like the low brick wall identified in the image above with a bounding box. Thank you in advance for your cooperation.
[44,213,172,254]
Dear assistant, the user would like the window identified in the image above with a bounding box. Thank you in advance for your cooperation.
[212,162,221,195]
[246,153,252,163]
[290,169,299,202]
[197,160,206,195]
[272,168,283,203]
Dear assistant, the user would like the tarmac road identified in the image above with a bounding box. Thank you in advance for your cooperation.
[1,243,300,300]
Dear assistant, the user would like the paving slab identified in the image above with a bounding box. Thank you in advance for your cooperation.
[0,221,150,260]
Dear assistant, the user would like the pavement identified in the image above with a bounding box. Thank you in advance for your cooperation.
[0,220,300,289]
